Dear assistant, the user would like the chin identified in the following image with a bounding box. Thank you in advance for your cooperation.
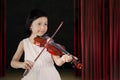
[37,34,45,37]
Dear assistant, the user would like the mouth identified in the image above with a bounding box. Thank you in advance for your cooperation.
[36,31,46,36]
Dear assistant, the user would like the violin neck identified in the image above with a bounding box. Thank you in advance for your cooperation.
[51,42,83,69]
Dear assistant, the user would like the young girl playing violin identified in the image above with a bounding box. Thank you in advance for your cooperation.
[10,9,73,80]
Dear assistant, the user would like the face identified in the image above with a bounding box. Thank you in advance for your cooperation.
[30,17,48,36]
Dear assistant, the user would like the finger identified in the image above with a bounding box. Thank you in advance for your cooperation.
[67,53,70,55]
[73,56,78,60]
[61,55,66,62]
[25,61,34,69]
[24,63,31,70]
[66,55,73,62]
[66,54,71,58]
[26,60,34,66]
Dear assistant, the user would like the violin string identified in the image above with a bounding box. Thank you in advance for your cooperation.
[51,42,69,54]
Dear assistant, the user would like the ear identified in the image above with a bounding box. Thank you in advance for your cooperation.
[30,24,33,30]
[30,26,32,31]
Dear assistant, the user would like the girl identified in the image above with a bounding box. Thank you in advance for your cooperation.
[10,9,73,80]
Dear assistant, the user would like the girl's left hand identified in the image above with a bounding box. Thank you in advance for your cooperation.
[61,54,73,62]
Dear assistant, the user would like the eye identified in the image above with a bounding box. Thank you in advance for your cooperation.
[44,23,48,26]
[38,23,41,25]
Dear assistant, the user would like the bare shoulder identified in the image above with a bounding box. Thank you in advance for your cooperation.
[18,40,24,49]
[18,38,27,48]
[11,40,25,61]
[15,39,26,53]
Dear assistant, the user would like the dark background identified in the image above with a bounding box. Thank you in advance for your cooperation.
[6,0,74,69]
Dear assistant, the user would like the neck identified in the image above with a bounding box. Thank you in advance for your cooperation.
[29,34,38,43]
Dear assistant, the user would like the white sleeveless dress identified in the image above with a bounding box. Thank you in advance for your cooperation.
[21,38,61,80]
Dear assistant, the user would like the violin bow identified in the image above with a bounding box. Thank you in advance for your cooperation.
[34,21,64,61]
[23,21,64,77]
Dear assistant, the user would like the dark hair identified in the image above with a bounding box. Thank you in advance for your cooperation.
[25,9,48,28]
[25,9,48,37]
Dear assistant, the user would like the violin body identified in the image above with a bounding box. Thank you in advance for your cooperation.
[34,36,83,69]
[34,36,63,56]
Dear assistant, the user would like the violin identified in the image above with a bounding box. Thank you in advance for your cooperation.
[34,36,83,69]
[23,22,83,77]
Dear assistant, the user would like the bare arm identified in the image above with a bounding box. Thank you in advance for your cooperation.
[52,55,65,66]
[52,54,73,66]
[10,41,24,69]
[10,40,33,69]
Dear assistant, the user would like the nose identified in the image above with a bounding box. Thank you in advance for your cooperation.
[41,25,45,28]
[40,24,44,28]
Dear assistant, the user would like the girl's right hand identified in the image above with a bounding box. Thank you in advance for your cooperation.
[21,60,34,70]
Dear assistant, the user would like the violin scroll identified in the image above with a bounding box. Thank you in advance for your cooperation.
[71,57,83,69]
